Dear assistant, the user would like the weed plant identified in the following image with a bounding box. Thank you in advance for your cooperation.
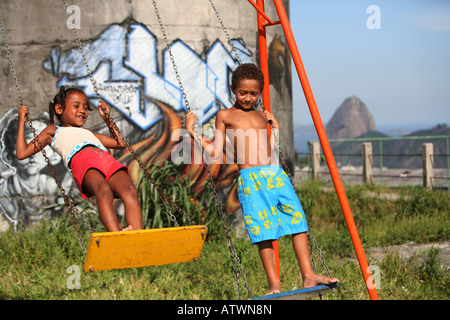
[136,161,222,238]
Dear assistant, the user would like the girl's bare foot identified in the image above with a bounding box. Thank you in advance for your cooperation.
[303,273,339,288]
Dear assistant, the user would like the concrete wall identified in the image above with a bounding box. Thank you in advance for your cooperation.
[0,0,292,230]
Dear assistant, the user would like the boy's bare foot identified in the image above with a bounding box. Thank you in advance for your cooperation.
[265,285,282,296]
[303,273,339,288]
[121,225,134,232]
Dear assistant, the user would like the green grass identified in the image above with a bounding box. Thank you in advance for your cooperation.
[0,175,449,300]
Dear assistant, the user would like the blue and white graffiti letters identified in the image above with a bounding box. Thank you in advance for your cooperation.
[43,22,253,130]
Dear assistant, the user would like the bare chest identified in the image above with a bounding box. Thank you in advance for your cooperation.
[224,110,267,133]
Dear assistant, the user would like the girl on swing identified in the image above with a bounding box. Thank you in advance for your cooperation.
[16,86,143,232]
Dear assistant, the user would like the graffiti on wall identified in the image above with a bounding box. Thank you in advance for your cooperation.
[0,20,253,229]
[0,19,292,230]
[43,21,252,129]
[0,109,76,229]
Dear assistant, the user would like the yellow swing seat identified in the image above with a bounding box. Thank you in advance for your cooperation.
[83,225,207,272]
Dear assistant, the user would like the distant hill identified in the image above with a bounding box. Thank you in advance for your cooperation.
[294,96,377,154]
[325,96,376,139]
[405,123,450,137]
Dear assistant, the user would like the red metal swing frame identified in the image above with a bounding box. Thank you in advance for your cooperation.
[250,0,379,300]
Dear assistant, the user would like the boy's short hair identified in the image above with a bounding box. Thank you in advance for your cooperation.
[231,63,264,91]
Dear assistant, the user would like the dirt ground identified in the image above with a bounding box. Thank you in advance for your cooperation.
[366,240,450,268]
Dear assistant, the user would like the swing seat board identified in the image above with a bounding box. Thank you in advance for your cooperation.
[84,225,207,272]
[251,283,338,300]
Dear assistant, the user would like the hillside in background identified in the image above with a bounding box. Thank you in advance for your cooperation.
[295,96,376,154]
[325,96,376,139]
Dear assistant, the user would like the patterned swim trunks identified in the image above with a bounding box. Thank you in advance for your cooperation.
[237,165,308,244]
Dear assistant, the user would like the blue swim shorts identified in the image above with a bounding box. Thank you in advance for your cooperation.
[237,165,308,244]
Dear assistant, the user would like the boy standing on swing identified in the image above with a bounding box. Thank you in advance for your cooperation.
[185,63,338,295]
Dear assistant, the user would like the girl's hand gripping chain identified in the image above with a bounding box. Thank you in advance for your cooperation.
[18,104,29,124]
[98,100,111,121]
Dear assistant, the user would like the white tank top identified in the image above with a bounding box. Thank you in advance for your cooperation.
[51,126,107,168]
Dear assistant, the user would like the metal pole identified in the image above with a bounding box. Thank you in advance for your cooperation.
[271,0,379,300]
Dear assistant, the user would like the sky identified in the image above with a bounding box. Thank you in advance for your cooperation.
[288,0,450,131]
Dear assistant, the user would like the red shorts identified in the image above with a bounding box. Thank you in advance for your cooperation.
[70,149,129,199]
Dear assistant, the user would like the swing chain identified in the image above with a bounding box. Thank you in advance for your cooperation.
[99,107,192,227]
[208,0,242,65]
[60,0,101,104]
[258,106,333,279]
[258,102,295,186]
[0,13,23,106]
[61,0,194,227]
[0,12,90,255]
[308,232,333,278]
[198,139,252,299]
[152,1,191,111]
[153,0,251,299]
[209,0,334,281]
[26,118,91,255]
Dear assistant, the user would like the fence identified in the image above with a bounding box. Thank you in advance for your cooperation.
[295,135,450,191]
